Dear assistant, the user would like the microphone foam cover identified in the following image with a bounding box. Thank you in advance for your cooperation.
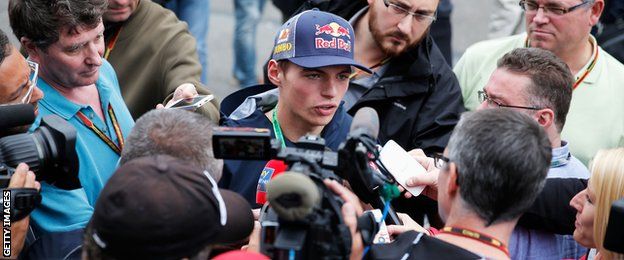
[350,107,379,139]
[266,172,320,221]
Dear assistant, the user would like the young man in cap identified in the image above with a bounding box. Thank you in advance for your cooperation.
[83,155,254,259]
[219,10,371,206]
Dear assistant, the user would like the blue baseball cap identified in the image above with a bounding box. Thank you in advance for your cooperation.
[271,10,372,73]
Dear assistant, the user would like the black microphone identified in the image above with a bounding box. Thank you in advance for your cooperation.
[266,172,320,222]
[349,107,379,139]
[0,104,36,129]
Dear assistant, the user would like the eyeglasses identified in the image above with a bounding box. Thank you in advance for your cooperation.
[432,153,450,169]
[383,0,437,24]
[13,61,39,105]
[477,90,542,110]
[519,0,594,16]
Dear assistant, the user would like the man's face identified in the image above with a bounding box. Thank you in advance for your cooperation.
[275,62,351,129]
[367,0,438,56]
[104,0,140,23]
[525,0,600,55]
[477,68,534,112]
[0,46,44,115]
[30,22,105,89]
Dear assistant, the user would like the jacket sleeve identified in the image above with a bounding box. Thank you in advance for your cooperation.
[159,25,220,123]
[412,64,465,155]
[517,178,587,235]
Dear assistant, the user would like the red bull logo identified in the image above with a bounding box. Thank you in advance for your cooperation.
[277,28,290,43]
[315,22,351,39]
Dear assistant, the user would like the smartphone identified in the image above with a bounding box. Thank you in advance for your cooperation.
[165,94,214,111]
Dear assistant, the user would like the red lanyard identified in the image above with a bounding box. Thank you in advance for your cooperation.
[439,226,510,258]
[103,27,122,60]
[76,104,125,155]
[525,38,598,90]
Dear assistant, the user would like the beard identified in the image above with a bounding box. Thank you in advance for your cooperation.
[368,9,426,57]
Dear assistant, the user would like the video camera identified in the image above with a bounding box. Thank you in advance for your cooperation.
[604,198,624,254]
[0,104,80,221]
[213,107,402,259]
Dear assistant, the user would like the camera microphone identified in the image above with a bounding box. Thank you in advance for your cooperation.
[0,104,35,129]
[256,159,287,205]
[266,172,320,222]
[349,107,379,140]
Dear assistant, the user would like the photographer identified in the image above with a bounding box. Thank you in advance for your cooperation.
[0,29,44,258]
[219,10,371,206]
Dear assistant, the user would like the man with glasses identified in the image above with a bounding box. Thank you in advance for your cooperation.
[455,0,624,166]
[0,28,43,258]
[8,0,136,256]
[477,48,589,259]
[341,0,464,157]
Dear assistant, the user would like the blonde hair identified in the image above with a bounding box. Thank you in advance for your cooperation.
[589,148,624,260]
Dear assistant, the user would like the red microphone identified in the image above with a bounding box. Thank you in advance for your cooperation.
[256,159,287,205]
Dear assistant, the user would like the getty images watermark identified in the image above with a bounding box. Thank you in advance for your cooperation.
[2,190,10,257]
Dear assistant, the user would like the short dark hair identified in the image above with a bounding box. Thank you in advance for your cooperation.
[446,109,551,225]
[119,109,222,180]
[0,29,10,65]
[497,48,574,132]
[8,0,107,50]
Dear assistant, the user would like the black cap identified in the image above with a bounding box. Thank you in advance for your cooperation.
[89,155,253,259]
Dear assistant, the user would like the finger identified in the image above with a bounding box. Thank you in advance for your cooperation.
[324,179,363,214]
[386,225,410,236]
[155,104,165,109]
[341,203,358,234]
[8,163,29,188]
[407,149,426,157]
[252,208,261,221]
[403,191,413,199]
[23,171,37,189]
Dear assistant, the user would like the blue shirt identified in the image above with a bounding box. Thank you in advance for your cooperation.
[29,60,134,233]
[509,141,589,259]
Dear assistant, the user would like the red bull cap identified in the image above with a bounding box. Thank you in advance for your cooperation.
[271,10,371,73]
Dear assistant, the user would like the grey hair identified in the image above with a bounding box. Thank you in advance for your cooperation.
[120,109,222,180]
[446,109,551,226]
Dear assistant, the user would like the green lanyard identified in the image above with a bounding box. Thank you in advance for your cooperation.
[272,104,287,148]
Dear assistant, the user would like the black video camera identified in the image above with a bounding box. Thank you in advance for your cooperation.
[604,198,624,254]
[212,108,403,259]
[0,104,80,221]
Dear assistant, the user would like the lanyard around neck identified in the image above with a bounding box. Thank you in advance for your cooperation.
[439,226,510,258]
[104,26,122,60]
[76,104,125,155]
[271,104,286,148]
[524,37,598,90]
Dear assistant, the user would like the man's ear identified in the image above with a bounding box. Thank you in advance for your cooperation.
[20,37,41,61]
[446,162,459,198]
[267,60,282,86]
[535,108,555,129]
[589,0,604,26]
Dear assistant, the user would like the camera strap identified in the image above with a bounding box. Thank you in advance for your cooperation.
[76,104,125,155]
[271,105,286,148]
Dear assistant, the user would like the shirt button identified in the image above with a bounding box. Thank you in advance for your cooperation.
[89,113,94,119]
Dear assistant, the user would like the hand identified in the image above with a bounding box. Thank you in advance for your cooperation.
[324,179,364,260]
[241,221,261,253]
[6,163,40,258]
[399,149,439,200]
[252,208,261,221]
[387,213,428,237]
[162,83,198,108]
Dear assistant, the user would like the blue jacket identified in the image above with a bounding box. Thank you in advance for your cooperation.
[218,85,352,207]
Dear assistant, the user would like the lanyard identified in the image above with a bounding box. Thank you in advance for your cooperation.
[349,56,391,79]
[524,38,598,90]
[76,104,125,155]
[104,26,122,60]
[439,226,510,258]
[271,104,286,148]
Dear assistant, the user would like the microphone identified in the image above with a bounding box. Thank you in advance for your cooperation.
[0,104,35,129]
[256,159,287,205]
[266,172,320,222]
[349,107,379,139]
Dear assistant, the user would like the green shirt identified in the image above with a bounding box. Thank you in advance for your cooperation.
[454,33,624,165]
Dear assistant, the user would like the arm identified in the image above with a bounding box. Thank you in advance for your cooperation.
[517,178,587,235]
[5,163,41,258]
[159,28,220,123]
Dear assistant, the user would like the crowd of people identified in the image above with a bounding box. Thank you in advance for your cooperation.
[0,0,623,259]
